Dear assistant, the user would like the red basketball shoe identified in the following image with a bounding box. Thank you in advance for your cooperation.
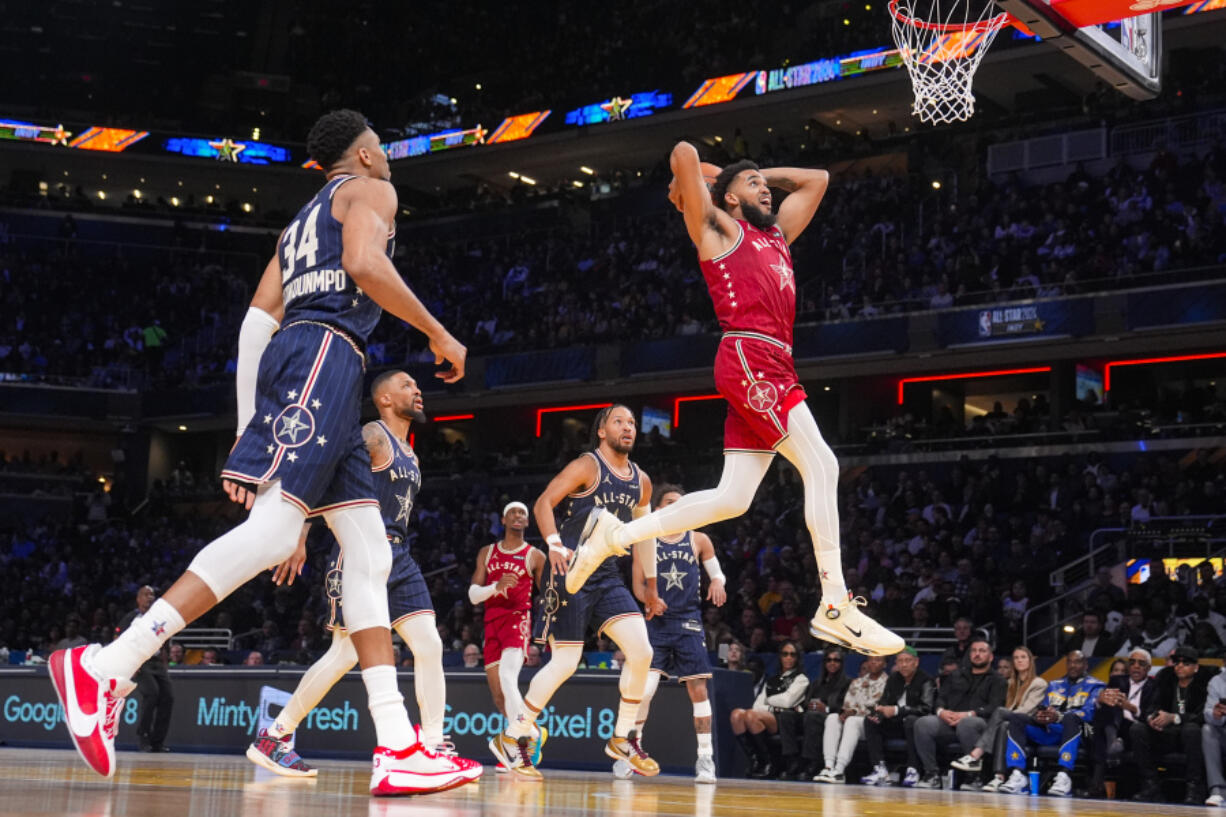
[48,644,136,778]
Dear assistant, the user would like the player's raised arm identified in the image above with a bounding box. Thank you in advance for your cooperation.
[336,177,467,383]
[669,141,737,259]
[361,421,394,470]
[533,455,599,577]
[760,166,830,245]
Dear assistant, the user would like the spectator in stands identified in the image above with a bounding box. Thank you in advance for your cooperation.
[1132,645,1214,803]
[956,645,1048,789]
[911,638,1007,788]
[941,617,974,664]
[816,654,888,783]
[731,640,809,779]
[1107,657,1127,680]
[1116,615,1178,659]
[777,647,849,781]
[995,657,1013,679]
[525,644,541,668]
[1178,596,1226,646]
[860,647,934,787]
[168,643,184,666]
[52,618,87,651]
[461,643,482,669]
[1089,648,1157,797]
[200,648,221,666]
[243,650,264,666]
[118,585,173,752]
[993,649,1103,796]
[724,641,747,673]
[1065,610,1119,657]
[1202,659,1226,806]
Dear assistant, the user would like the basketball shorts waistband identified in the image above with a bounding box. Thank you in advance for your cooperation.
[282,320,366,359]
[721,331,792,355]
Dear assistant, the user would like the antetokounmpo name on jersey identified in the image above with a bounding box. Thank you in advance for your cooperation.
[284,268,348,302]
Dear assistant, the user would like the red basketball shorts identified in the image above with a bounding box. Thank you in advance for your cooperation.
[483,610,531,668]
[714,333,807,452]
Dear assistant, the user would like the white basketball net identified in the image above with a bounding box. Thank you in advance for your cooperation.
[889,0,1009,124]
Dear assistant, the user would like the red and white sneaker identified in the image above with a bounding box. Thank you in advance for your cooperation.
[49,644,136,778]
[369,743,474,796]
[423,737,483,784]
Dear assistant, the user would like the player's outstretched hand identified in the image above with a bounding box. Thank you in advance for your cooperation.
[430,331,467,383]
[707,579,727,607]
[223,478,256,510]
[271,536,308,587]
[549,548,570,577]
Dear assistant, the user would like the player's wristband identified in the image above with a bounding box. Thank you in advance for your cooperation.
[546,533,562,547]
[549,544,570,557]
[468,583,498,604]
[703,556,726,585]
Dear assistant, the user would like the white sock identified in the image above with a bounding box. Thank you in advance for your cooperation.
[273,631,357,736]
[697,732,713,757]
[92,599,185,680]
[615,697,640,738]
[361,665,414,751]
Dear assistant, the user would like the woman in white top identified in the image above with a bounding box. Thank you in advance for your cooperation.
[951,646,1048,789]
[731,641,809,778]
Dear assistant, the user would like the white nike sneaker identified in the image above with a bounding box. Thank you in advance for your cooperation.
[998,769,1030,795]
[809,596,904,657]
[900,766,920,787]
[369,743,472,795]
[1047,770,1072,797]
[695,755,716,784]
[860,762,891,786]
[565,508,629,594]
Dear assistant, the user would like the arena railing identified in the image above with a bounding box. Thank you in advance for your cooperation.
[171,628,232,650]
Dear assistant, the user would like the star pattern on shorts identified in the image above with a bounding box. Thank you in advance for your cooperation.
[771,259,795,292]
[749,383,776,411]
[277,409,310,444]
[286,389,299,401]
[326,573,342,596]
[316,435,328,447]
[286,451,298,462]
[266,444,275,454]
[311,398,322,410]
[660,563,687,591]
[263,414,272,424]
[351,298,359,307]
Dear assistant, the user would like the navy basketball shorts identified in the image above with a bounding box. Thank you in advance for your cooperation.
[647,616,712,681]
[222,322,376,516]
[533,572,641,647]
[325,541,433,632]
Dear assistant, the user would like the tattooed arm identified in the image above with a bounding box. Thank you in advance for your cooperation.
[362,421,394,471]
[761,167,830,245]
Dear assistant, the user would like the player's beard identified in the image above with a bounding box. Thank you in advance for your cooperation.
[606,437,634,455]
[739,199,777,231]
[403,406,428,424]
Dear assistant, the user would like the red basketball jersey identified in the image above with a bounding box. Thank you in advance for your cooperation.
[698,219,796,345]
[483,542,534,617]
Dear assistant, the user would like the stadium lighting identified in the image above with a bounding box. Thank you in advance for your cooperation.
[177,425,187,431]
[241,202,253,213]
[96,190,106,200]
[931,180,941,189]
[1062,625,1076,633]
[535,402,613,437]
[673,394,722,427]
[520,175,537,185]
[432,414,474,422]
[508,171,520,179]
[132,189,142,199]
[572,180,583,188]
[1104,352,1226,391]
[475,83,482,90]
[897,366,1052,405]
[170,197,180,207]
[580,166,594,175]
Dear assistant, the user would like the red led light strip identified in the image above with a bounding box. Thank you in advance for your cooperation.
[432,414,474,422]
[535,402,613,437]
[673,394,723,427]
[1103,352,1226,391]
[897,366,1052,404]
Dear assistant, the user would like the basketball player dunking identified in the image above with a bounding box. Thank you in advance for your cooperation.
[489,405,663,780]
[246,371,480,786]
[469,502,545,734]
[569,142,904,657]
[50,110,474,794]
[618,484,725,783]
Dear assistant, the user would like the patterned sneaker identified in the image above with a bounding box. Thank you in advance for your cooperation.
[604,730,659,777]
[814,767,836,783]
[809,596,904,657]
[565,508,629,594]
[861,762,891,786]
[695,755,716,784]
[901,767,920,787]
[48,644,135,778]
[370,743,472,796]
[951,754,982,773]
[914,773,942,789]
[612,759,636,779]
[488,733,542,781]
[246,729,317,777]
[529,724,548,767]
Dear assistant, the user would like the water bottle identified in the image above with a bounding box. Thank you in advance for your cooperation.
[946,769,956,790]
[1028,756,1040,796]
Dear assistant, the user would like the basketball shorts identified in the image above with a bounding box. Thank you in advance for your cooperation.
[533,572,641,647]
[325,540,433,632]
[713,333,807,453]
[222,322,377,516]
[647,615,712,681]
[483,610,531,667]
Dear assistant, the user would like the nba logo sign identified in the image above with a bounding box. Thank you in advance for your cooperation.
[977,310,993,337]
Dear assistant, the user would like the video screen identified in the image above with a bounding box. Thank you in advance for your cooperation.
[641,405,672,438]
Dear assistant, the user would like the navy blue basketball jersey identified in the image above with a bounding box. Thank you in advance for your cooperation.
[656,532,700,618]
[558,450,642,583]
[278,175,393,344]
[371,421,420,544]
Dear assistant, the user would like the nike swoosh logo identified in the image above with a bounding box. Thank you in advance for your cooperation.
[62,654,100,739]
[845,626,862,638]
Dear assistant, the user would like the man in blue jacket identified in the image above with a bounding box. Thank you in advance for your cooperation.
[998,650,1103,796]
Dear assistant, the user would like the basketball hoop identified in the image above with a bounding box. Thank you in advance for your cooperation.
[889,0,1010,124]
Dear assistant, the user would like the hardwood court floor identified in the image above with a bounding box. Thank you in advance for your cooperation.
[0,748,1193,817]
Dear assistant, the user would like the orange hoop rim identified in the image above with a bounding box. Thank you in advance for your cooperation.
[888,0,1010,34]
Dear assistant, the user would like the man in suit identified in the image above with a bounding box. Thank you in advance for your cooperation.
[1132,645,1215,804]
[1064,611,1118,658]
[1089,647,1158,796]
